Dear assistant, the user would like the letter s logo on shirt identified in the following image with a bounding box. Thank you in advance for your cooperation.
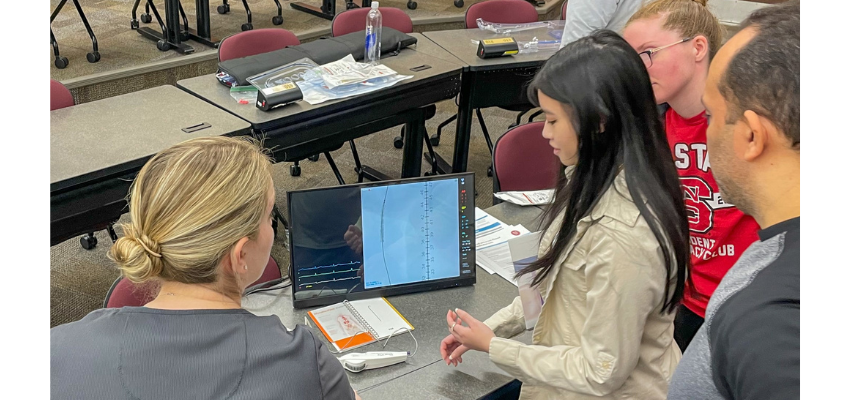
[680,177,715,234]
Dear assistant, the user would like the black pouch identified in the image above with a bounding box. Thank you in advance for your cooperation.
[218,28,418,87]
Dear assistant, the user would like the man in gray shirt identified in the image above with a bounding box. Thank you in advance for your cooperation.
[560,0,641,46]
[668,2,800,399]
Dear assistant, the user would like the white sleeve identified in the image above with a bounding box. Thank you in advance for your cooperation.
[560,0,622,47]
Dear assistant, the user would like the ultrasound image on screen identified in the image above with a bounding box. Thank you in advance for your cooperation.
[360,180,460,289]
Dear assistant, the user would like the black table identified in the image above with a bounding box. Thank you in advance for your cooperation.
[50,85,252,247]
[176,45,463,180]
[422,27,560,173]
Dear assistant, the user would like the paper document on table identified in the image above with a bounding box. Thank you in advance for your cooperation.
[475,208,530,249]
[474,207,531,283]
[508,232,543,329]
[478,242,518,285]
[493,189,554,206]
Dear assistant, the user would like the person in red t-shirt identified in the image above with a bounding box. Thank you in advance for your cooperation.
[622,0,760,351]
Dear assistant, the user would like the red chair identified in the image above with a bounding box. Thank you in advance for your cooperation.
[103,256,284,307]
[433,0,540,176]
[50,80,74,111]
[331,6,413,37]
[218,28,300,61]
[491,122,559,203]
[465,0,539,28]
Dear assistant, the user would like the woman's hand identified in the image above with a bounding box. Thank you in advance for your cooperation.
[439,333,470,366]
[444,309,495,357]
[353,388,362,400]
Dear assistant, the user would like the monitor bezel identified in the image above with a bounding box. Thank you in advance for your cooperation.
[287,172,476,309]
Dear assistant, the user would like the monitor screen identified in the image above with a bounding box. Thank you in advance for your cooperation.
[287,173,476,308]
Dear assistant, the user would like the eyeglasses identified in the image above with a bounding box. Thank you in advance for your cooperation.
[638,37,694,68]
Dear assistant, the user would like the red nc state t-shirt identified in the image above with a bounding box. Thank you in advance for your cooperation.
[666,109,760,318]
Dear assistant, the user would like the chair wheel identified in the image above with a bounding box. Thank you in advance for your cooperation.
[308,154,320,162]
[156,39,170,51]
[217,4,230,14]
[454,0,464,7]
[346,2,359,10]
[180,31,190,41]
[424,171,432,176]
[487,166,493,177]
[131,19,139,29]
[80,235,98,250]
[86,51,101,63]
[393,136,404,149]
[272,16,283,25]
[54,56,69,69]
[429,135,440,146]
[141,13,152,23]
[290,164,301,176]
[407,1,417,10]
[241,23,253,31]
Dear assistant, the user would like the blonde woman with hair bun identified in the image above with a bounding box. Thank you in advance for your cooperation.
[622,0,761,352]
[51,136,359,400]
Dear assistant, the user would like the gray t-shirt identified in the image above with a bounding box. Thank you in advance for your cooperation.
[560,0,642,46]
[51,307,355,400]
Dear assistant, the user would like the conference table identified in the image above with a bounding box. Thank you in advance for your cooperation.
[242,202,544,399]
[177,41,464,181]
[422,26,561,173]
[50,85,251,247]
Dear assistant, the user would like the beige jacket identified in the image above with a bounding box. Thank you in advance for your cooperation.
[483,170,681,399]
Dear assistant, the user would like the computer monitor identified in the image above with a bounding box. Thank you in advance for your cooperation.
[287,173,476,308]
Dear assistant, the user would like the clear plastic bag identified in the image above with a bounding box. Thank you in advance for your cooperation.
[247,57,319,89]
[229,86,258,105]
[517,37,562,54]
[296,55,412,105]
[475,18,566,35]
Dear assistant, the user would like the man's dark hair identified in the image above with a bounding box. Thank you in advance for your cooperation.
[720,1,800,148]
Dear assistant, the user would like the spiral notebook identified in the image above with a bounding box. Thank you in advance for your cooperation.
[307,297,414,352]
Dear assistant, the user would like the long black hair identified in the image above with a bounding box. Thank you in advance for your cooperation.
[516,30,690,314]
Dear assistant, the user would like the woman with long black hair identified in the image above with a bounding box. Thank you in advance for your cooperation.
[438,30,690,399]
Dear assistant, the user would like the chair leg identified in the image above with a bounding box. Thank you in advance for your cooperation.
[240,0,253,30]
[349,140,365,183]
[433,113,458,146]
[272,0,283,25]
[106,224,119,243]
[527,109,543,123]
[475,108,495,177]
[324,151,346,185]
[513,109,529,128]
[349,140,391,182]
[475,108,494,154]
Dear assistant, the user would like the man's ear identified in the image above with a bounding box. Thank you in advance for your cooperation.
[740,110,767,162]
[228,237,251,276]
[693,35,710,63]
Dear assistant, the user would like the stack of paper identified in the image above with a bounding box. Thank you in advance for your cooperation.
[475,207,533,286]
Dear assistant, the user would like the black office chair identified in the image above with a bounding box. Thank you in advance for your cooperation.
[51,0,100,69]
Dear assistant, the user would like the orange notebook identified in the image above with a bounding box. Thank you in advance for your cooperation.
[307,297,414,352]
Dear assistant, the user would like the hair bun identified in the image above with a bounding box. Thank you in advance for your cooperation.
[692,0,708,7]
[136,235,162,258]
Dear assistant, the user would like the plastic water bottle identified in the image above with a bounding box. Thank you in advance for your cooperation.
[365,2,382,65]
